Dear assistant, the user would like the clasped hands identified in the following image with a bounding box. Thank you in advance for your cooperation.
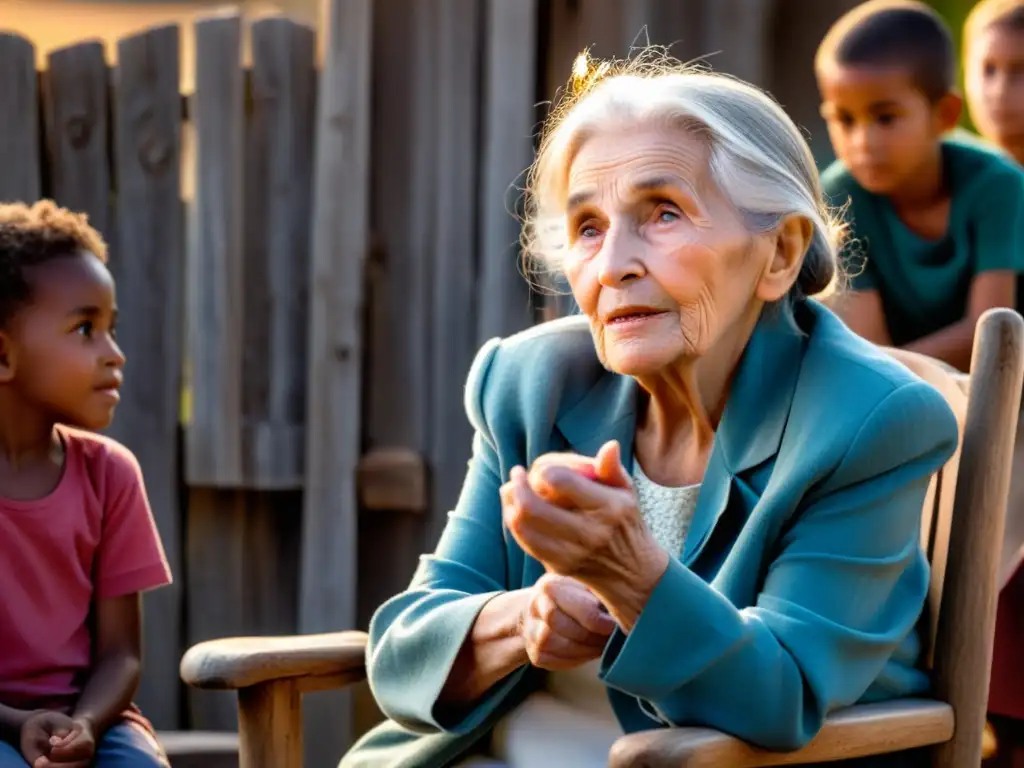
[499,440,669,670]
[20,711,96,768]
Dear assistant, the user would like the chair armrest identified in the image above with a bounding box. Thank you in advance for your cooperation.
[180,631,368,691]
[608,699,953,768]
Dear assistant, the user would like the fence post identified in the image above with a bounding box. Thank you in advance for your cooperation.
[108,23,184,729]
[186,11,245,487]
[43,40,111,236]
[301,0,373,760]
[0,33,40,203]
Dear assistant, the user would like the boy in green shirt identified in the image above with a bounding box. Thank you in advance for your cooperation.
[817,0,1024,371]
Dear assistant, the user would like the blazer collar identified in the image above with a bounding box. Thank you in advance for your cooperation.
[555,303,806,475]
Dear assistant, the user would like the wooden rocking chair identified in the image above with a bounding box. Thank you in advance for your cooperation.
[180,308,1024,768]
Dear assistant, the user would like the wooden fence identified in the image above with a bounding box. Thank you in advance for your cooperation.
[0,0,856,764]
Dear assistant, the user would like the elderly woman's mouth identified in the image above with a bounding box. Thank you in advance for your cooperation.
[604,308,669,327]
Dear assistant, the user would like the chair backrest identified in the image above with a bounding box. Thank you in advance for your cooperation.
[886,348,967,670]
[889,309,1024,768]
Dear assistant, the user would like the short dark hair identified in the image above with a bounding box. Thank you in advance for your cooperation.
[965,0,1024,49]
[816,0,957,101]
[0,200,108,328]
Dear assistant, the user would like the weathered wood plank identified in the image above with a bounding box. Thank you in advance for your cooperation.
[428,0,483,543]
[185,487,301,731]
[355,0,438,740]
[0,33,41,203]
[539,0,628,320]
[186,12,245,487]
[185,489,249,731]
[700,0,773,86]
[241,16,316,489]
[107,23,183,729]
[43,40,111,237]
[477,0,539,343]
[301,0,373,760]
[365,0,435,459]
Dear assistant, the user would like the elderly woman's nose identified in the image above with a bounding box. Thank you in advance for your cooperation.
[596,224,645,286]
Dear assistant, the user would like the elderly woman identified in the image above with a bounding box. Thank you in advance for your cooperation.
[342,56,959,768]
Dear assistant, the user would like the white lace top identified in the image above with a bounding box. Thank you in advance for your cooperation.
[631,459,700,558]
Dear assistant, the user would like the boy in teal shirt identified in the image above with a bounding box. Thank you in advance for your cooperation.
[816,0,1024,371]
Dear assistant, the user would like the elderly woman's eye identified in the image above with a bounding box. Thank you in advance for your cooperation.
[577,221,602,239]
[655,205,682,223]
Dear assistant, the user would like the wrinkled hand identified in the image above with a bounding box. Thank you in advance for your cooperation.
[501,441,658,580]
[520,573,617,670]
[501,441,669,630]
[20,711,94,768]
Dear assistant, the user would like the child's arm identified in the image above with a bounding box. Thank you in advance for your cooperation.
[906,164,1024,369]
[41,594,143,765]
[45,440,172,761]
[831,289,893,346]
[904,271,1017,370]
[70,593,142,736]
[0,705,36,744]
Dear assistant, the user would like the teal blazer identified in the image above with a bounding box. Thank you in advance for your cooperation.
[343,300,959,768]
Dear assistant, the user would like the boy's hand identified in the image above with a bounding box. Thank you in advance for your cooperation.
[20,713,96,768]
[43,717,96,767]
[19,711,74,766]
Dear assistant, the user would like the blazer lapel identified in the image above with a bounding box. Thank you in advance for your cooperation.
[684,304,806,563]
[556,372,640,465]
[528,303,807,579]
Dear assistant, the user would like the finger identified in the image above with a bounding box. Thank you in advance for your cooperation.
[47,739,92,762]
[530,452,601,485]
[49,722,80,750]
[503,469,582,540]
[542,578,617,636]
[528,462,633,514]
[522,617,605,669]
[530,591,610,645]
[595,440,631,488]
[25,732,51,759]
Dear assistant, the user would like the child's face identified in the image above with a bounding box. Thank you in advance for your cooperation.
[966,25,1024,160]
[0,253,125,431]
[818,64,959,195]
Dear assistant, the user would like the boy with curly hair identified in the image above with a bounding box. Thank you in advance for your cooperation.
[0,201,171,767]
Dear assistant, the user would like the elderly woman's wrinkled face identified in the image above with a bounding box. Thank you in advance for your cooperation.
[563,124,777,376]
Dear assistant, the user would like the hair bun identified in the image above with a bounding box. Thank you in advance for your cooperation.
[797,243,837,297]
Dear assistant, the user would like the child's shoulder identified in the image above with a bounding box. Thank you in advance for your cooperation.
[60,426,143,492]
[820,159,870,208]
[945,130,1024,193]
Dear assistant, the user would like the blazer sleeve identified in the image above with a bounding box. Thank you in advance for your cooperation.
[598,380,958,750]
[365,338,523,736]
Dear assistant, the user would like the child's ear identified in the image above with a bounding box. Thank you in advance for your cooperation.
[0,331,14,383]
[935,90,963,133]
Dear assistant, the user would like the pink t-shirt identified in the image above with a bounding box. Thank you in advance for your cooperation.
[0,427,172,711]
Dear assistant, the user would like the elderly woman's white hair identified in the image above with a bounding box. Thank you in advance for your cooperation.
[524,52,847,300]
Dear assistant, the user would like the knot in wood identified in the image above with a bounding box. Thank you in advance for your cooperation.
[66,115,91,148]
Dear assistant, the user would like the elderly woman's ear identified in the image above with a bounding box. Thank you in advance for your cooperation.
[756,215,815,303]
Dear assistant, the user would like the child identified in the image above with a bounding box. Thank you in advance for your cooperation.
[964,5,1024,765]
[816,0,1024,372]
[965,0,1024,166]
[0,201,172,767]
